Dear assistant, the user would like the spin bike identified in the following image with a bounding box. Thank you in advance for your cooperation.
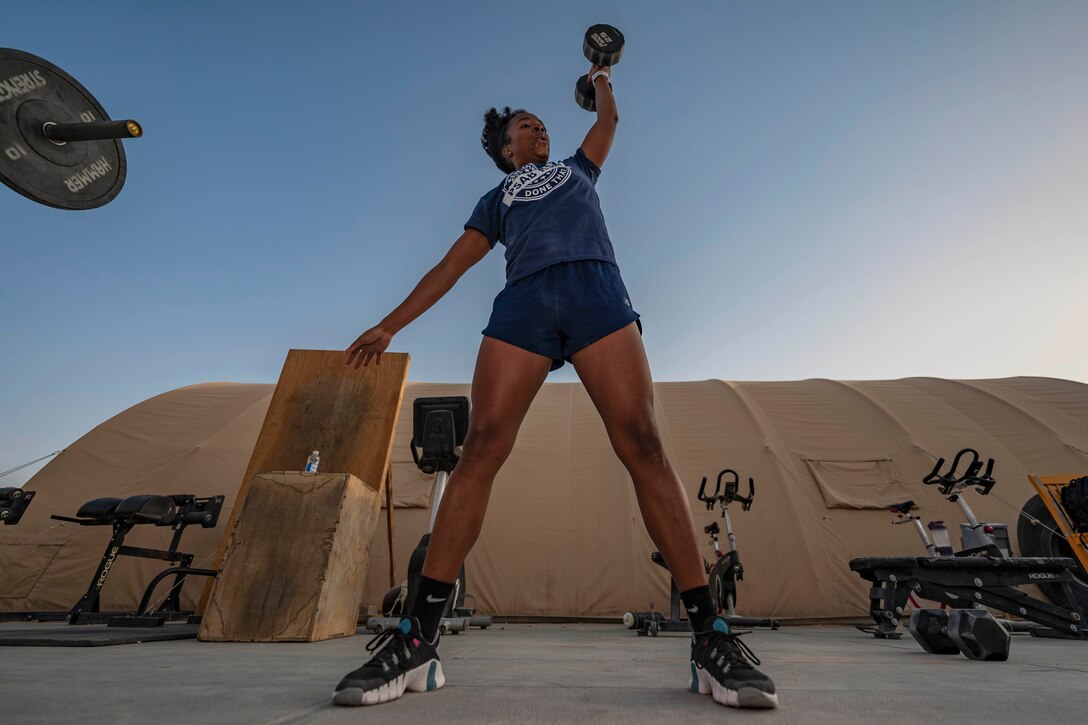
[700,470,779,629]
[624,469,778,635]
[882,447,1015,560]
[365,396,491,635]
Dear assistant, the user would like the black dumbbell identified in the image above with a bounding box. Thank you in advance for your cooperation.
[575,24,624,112]
[908,609,960,654]
[909,607,1011,660]
[946,609,1011,661]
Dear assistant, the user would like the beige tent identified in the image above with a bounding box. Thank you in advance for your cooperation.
[3,377,1086,620]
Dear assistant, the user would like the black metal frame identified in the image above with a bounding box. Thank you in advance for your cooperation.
[0,487,35,525]
[852,448,1088,641]
[47,493,223,625]
[850,555,1087,639]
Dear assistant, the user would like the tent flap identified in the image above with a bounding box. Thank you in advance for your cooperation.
[803,458,911,509]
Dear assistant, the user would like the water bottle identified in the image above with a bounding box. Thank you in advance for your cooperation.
[305,450,320,474]
[928,520,954,556]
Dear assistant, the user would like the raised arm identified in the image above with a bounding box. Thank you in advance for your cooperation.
[345,228,491,368]
[579,64,618,169]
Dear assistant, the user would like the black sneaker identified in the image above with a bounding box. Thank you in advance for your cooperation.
[690,617,778,708]
[332,617,444,706]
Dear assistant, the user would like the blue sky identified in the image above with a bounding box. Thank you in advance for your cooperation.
[2,1,1086,484]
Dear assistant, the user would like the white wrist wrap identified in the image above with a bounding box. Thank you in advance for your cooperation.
[591,70,611,84]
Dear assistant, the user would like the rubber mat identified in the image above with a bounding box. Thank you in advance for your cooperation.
[0,622,199,647]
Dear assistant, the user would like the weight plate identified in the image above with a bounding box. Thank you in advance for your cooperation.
[0,48,126,210]
[583,24,625,66]
[575,74,596,112]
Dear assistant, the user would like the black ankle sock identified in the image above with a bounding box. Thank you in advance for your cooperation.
[680,585,716,633]
[410,575,456,642]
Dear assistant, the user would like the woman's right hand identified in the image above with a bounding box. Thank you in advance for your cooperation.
[345,324,394,368]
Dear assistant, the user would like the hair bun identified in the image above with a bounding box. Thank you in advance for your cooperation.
[481,106,526,173]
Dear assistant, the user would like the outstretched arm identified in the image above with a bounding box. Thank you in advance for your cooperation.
[579,64,618,169]
[345,228,491,368]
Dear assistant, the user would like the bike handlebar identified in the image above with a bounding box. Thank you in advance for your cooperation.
[971,457,996,495]
[733,475,755,511]
[921,448,996,496]
[697,474,719,510]
[949,447,977,478]
[697,469,755,511]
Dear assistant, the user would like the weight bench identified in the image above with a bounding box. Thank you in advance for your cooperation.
[51,493,224,626]
[849,555,1088,640]
[0,487,35,525]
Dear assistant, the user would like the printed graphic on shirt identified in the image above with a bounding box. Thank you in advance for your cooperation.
[502,161,573,207]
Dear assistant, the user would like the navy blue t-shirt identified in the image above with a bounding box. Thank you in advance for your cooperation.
[465,147,617,285]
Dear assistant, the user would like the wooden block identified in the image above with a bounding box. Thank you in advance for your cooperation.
[199,472,381,642]
[200,349,409,614]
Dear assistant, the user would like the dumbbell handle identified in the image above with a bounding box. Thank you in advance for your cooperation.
[44,119,142,143]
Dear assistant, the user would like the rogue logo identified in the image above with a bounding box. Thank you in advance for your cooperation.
[96,546,120,588]
[502,161,572,206]
[1028,572,1060,580]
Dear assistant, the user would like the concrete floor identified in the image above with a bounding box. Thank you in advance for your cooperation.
[3,622,1087,724]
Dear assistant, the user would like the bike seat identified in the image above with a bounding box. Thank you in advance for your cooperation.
[888,500,917,514]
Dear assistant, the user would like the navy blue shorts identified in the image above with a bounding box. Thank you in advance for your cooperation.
[482,260,642,372]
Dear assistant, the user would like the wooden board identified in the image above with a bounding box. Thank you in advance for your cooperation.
[199,472,382,642]
[235,349,409,495]
[199,349,409,614]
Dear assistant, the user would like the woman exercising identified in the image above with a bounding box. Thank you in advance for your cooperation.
[337,64,778,710]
